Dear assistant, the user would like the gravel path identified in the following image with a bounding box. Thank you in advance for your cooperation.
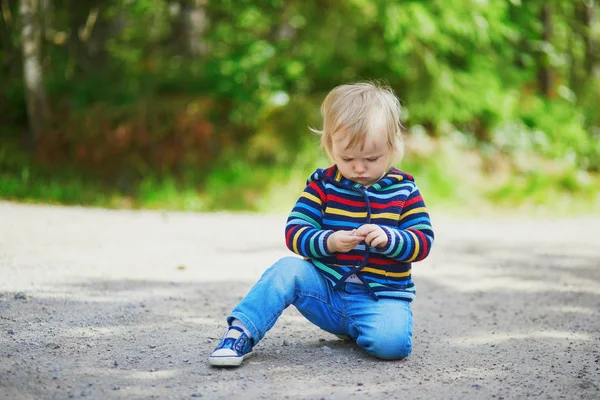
[1,201,599,399]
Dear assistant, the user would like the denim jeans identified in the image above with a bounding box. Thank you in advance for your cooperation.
[228,256,413,360]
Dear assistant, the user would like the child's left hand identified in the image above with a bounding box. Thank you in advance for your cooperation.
[355,224,388,248]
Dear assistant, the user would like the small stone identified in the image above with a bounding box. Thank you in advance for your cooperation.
[7,329,15,335]
[14,292,26,300]
[282,339,290,346]
[321,345,333,354]
[112,386,120,391]
[191,393,203,397]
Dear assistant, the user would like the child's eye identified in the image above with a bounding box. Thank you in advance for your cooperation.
[367,157,380,162]
[342,158,352,162]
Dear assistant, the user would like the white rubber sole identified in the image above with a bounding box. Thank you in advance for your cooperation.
[208,351,253,367]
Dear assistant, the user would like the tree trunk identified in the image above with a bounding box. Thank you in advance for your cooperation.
[187,0,208,55]
[538,3,553,98]
[580,0,597,76]
[20,0,47,147]
[168,0,208,56]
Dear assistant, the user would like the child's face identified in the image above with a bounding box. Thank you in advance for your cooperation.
[331,133,391,187]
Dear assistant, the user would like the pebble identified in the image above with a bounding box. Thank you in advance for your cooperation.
[14,292,26,300]
[191,393,203,397]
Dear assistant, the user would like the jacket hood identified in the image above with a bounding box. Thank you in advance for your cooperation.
[309,165,414,191]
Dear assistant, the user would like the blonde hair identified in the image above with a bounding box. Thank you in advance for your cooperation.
[312,81,405,165]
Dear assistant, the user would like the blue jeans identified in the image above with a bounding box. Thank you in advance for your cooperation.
[228,256,413,360]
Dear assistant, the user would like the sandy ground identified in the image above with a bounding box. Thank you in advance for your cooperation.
[0,201,599,400]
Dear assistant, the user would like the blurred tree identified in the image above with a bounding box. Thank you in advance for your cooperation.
[538,2,553,97]
[1,0,599,182]
[166,0,208,56]
[20,0,47,147]
[0,0,20,78]
[572,0,598,92]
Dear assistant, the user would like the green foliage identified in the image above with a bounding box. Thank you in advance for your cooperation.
[1,0,600,213]
[488,167,600,215]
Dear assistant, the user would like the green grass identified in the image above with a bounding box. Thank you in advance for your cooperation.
[486,169,600,216]
[1,133,598,216]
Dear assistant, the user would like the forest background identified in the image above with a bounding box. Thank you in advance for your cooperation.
[1,0,599,215]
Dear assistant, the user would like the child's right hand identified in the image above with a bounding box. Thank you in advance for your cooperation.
[327,229,365,253]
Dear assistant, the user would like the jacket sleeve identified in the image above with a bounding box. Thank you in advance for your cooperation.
[285,180,335,258]
[375,184,434,262]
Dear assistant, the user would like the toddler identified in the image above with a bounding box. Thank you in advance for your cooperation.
[209,82,434,367]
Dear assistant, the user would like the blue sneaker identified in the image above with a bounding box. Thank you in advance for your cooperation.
[209,326,254,367]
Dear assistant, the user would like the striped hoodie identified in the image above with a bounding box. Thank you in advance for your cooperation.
[285,165,434,301]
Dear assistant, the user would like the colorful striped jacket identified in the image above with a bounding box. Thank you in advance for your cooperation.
[285,165,434,301]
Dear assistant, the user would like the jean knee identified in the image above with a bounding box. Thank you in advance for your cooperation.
[267,256,313,281]
[359,332,412,360]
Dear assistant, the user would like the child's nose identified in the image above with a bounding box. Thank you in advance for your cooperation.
[354,161,366,173]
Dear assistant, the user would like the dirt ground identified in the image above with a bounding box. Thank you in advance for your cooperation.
[0,201,599,400]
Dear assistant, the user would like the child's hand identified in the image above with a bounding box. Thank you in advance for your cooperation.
[355,224,388,248]
[327,229,365,253]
